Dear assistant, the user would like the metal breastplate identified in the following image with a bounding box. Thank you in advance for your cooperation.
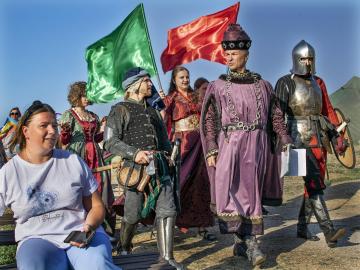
[288,76,323,147]
[289,76,322,116]
[121,102,158,150]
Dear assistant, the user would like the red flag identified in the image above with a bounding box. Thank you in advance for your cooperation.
[160,2,240,73]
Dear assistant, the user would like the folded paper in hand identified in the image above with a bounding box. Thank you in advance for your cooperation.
[280,148,306,177]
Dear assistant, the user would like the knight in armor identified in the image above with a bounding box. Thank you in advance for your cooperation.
[103,67,183,269]
[274,40,347,247]
[200,24,292,267]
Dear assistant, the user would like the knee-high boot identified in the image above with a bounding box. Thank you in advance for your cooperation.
[156,217,184,270]
[297,195,320,241]
[116,222,137,255]
[309,194,346,248]
[244,235,266,266]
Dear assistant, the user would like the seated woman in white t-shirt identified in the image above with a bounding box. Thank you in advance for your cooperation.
[0,101,121,270]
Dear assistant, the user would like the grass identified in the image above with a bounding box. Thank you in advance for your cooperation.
[0,208,16,265]
[327,145,360,182]
[0,246,16,266]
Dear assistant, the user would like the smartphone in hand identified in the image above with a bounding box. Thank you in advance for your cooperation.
[64,230,95,246]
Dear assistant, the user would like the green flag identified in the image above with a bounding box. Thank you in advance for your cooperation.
[85,4,157,103]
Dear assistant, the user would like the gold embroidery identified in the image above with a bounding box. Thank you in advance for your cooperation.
[174,114,200,132]
[217,212,263,224]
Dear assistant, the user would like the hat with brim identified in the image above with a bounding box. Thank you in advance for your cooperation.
[122,67,150,90]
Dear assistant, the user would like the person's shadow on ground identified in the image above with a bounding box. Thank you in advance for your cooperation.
[129,181,360,269]
[259,180,360,269]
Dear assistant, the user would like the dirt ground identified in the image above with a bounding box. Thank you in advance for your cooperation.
[112,146,360,270]
[128,179,360,270]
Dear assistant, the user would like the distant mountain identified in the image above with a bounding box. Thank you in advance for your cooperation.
[330,76,360,145]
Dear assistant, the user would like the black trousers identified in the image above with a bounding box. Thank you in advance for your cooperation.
[123,181,177,224]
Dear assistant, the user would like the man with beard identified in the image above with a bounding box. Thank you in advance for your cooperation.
[103,67,183,269]
[274,40,347,247]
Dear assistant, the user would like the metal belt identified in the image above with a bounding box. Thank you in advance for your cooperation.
[222,122,265,133]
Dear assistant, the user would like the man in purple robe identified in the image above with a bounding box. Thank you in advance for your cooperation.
[200,24,292,266]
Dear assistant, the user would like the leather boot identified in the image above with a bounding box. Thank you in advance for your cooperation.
[297,195,320,241]
[156,217,184,270]
[309,194,346,248]
[233,233,247,257]
[117,222,137,255]
[244,236,266,266]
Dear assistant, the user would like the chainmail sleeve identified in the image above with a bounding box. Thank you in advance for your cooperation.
[103,104,140,160]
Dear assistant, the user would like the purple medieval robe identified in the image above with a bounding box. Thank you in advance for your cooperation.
[200,72,290,235]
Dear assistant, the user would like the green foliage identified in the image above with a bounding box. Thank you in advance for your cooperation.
[0,245,16,265]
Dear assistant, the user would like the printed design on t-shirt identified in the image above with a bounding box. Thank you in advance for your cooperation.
[26,186,58,216]
[39,212,65,223]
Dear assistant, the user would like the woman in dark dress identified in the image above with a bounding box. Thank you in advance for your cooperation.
[160,66,215,240]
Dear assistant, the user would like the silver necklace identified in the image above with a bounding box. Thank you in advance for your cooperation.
[224,70,262,131]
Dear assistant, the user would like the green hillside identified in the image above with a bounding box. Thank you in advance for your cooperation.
[330,76,360,145]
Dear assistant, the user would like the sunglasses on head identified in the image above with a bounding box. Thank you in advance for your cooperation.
[22,101,50,124]
[10,112,19,116]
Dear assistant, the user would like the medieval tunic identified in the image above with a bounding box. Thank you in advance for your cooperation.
[200,72,289,235]
[163,91,214,228]
[103,99,177,223]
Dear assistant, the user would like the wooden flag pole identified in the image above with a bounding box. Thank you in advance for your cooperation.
[141,3,163,91]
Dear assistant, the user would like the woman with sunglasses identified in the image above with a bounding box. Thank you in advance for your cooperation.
[59,82,115,237]
[0,107,21,159]
[0,101,121,270]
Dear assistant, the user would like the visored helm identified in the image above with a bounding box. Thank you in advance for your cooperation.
[290,40,316,75]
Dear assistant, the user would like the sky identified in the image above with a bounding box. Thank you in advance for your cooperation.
[1,0,359,120]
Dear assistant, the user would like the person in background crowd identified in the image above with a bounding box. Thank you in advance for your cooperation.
[0,141,6,169]
[59,82,116,237]
[0,100,121,270]
[159,66,215,241]
[0,107,21,159]
[194,77,209,102]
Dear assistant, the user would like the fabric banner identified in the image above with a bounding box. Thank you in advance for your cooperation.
[161,2,239,73]
[86,4,157,103]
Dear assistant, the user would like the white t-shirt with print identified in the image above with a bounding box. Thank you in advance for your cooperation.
[0,149,100,248]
